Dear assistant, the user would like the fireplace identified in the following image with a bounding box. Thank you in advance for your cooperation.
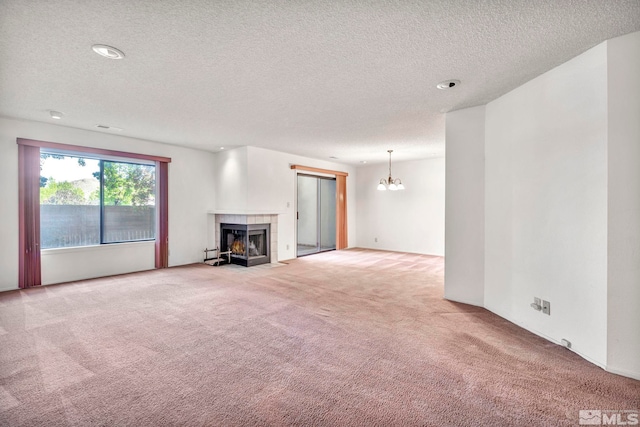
[220,223,270,267]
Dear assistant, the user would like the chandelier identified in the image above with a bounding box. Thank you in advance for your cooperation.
[377,150,404,191]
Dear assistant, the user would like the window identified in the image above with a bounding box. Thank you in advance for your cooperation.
[40,152,156,249]
[18,137,170,288]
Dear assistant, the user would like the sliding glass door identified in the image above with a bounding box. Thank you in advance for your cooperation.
[297,174,336,256]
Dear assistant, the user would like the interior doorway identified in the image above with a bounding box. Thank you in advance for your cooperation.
[297,174,336,256]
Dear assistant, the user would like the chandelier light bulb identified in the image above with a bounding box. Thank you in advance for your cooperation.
[376,150,404,191]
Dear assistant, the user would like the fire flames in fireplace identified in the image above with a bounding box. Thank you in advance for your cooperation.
[231,239,245,255]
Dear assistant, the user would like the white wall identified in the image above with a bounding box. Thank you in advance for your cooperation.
[444,32,640,380]
[41,242,155,285]
[356,157,445,256]
[214,146,249,212]
[444,105,485,306]
[214,146,357,261]
[0,119,20,291]
[606,31,640,379]
[0,117,216,290]
[484,43,609,366]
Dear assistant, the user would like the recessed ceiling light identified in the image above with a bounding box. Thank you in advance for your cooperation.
[92,44,125,59]
[360,161,367,164]
[220,147,224,150]
[436,79,461,90]
[49,110,64,119]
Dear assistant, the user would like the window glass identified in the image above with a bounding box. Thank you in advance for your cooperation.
[40,154,100,248]
[39,153,156,248]
[102,161,156,243]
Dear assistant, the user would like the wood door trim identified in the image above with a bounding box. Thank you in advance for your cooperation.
[290,164,348,177]
[336,175,348,249]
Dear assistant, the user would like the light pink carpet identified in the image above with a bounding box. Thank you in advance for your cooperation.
[0,249,638,426]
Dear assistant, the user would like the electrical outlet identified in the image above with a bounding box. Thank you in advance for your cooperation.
[374,237,378,242]
[286,244,290,250]
[542,300,550,315]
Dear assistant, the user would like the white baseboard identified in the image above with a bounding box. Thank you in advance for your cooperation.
[483,306,608,371]
[605,365,640,381]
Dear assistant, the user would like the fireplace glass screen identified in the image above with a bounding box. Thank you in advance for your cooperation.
[220,223,270,267]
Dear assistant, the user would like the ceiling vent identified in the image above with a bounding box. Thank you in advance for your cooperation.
[95,124,122,131]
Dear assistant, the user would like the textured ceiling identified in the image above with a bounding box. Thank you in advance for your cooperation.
[1,1,639,164]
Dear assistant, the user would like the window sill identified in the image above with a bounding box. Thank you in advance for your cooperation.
[41,240,155,255]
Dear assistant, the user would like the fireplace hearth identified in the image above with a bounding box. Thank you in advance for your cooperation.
[220,223,270,267]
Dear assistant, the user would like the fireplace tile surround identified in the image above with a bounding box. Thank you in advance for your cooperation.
[214,214,278,264]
